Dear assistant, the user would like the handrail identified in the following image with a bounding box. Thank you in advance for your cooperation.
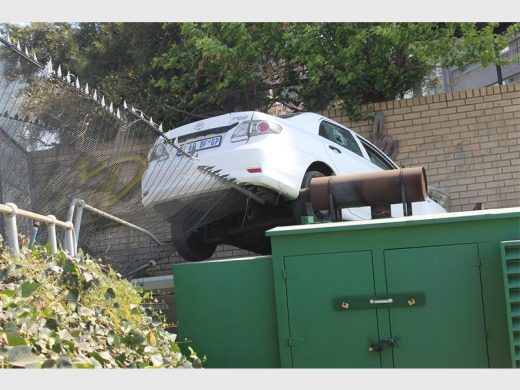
[67,198,166,254]
[0,202,75,256]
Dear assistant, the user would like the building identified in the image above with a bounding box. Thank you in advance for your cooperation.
[442,31,520,93]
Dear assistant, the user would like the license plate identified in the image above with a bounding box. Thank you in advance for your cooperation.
[185,136,222,154]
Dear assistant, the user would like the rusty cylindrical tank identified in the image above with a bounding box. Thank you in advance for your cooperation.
[298,167,428,217]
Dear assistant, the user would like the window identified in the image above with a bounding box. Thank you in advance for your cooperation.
[319,121,363,157]
[361,140,396,170]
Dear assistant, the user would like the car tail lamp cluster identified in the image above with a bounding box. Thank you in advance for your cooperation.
[148,142,169,162]
[231,120,282,142]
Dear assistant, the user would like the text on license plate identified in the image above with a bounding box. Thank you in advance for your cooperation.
[186,136,222,154]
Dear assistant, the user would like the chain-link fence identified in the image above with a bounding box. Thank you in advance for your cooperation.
[0,36,267,275]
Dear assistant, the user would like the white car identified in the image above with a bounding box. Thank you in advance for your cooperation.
[142,111,446,261]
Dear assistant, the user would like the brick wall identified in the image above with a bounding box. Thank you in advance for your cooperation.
[23,83,520,276]
[320,83,520,212]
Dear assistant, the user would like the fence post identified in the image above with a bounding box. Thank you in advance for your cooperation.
[73,199,85,253]
[46,215,57,254]
[4,202,19,256]
[63,222,75,257]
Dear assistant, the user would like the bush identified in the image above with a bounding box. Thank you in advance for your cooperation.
[0,240,201,368]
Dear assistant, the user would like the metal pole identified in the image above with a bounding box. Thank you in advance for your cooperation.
[28,221,40,249]
[496,64,503,85]
[4,202,19,256]
[46,215,57,254]
[66,198,85,253]
[82,203,165,245]
[73,202,85,253]
[63,222,75,257]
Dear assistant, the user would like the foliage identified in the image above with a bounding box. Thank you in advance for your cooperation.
[3,22,519,125]
[0,241,202,368]
[155,22,520,120]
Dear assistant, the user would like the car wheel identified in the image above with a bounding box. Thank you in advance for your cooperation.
[171,223,217,262]
[292,170,332,223]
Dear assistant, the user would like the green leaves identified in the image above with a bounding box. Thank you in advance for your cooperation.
[20,282,40,298]
[7,346,45,367]
[107,331,121,348]
[0,245,199,369]
[63,259,80,277]
[5,331,28,346]
[104,288,116,300]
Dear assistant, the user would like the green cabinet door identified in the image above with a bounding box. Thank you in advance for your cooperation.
[284,251,381,368]
[384,244,489,368]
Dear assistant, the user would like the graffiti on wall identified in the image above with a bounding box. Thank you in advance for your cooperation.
[371,112,399,161]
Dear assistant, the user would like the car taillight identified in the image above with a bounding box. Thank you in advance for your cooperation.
[231,120,282,142]
[148,142,169,162]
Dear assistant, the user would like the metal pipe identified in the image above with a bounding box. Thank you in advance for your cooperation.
[46,215,57,254]
[64,226,75,257]
[123,260,157,279]
[0,203,70,229]
[299,167,428,212]
[28,221,40,249]
[3,203,19,256]
[67,198,86,253]
[82,202,165,245]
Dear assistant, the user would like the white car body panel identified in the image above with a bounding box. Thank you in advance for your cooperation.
[141,111,447,221]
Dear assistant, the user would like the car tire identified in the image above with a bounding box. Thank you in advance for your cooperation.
[171,224,217,262]
[292,170,332,223]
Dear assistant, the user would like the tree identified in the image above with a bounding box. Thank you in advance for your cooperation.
[154,22,520,121]
[1,23,182,126]
[3,22,519,125]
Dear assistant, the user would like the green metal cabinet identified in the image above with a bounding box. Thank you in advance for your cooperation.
[281,244,489,368]
[174,207,520,368]
[268,208,519,368]
[174,256,280,368]
[501,240,520,368]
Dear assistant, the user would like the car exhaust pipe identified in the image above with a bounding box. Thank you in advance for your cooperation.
[298,167,428,221]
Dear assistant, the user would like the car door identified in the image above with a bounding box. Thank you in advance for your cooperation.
[318,121,384,220]
[347,138,400,219]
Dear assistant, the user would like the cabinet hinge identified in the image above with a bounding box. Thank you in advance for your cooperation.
[282,269,297,279]
[288,337,304,347]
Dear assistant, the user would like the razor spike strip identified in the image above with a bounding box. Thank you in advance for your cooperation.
[93,90,97,100]
[159,123,163,132]
[6,35,11,44]
[140,112,144,119]
[101,96,106,107]
[57,65,62,78]
[149,117,154,125]
[116,108,121,118]
[65,71,71,83]
[16,41,21,51]
[123,100,128,109]
[45,58,53,74]
[33,52,37,62]
[24,46,29,56]
[85,83,89,95]
[75,77,80,89]
[109,102,113,113]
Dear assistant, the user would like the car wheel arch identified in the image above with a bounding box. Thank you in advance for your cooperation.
[305,161,335,178]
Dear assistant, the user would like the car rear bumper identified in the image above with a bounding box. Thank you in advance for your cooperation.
[141,139,308,209]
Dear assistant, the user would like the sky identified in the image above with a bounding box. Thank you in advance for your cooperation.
[1,0,517,22]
